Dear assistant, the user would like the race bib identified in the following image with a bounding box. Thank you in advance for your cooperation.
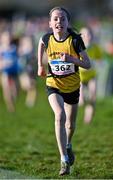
[49,59,75,76]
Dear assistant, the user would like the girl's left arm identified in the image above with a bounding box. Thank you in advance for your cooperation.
[60,51,91,69]
[76,50,91,69]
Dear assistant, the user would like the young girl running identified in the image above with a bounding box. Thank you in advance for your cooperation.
[37,7,91,176]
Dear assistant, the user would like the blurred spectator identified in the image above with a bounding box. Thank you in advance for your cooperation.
[18,35,37,107]
[104,39,113,96]
[0,30,19,112]
[79,27,103,123]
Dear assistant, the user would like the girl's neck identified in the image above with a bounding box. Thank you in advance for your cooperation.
[53,31,69,41]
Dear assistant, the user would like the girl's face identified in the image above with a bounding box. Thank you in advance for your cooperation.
[49,9,69,34]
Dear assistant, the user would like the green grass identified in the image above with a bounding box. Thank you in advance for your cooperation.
[0,78,113,179]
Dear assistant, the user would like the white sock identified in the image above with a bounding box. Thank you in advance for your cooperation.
[61,155,69,162]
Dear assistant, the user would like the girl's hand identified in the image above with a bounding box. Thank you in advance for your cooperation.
[60,52,68,61]
[60,52,74,63]
[38,65,46,77]
[60,51,91,69]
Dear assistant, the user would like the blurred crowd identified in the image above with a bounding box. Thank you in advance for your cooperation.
[0,14,113,112]
[80,17,113,98]
[0,15,49,112]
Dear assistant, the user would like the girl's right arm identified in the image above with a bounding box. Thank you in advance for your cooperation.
[37,37,46,77]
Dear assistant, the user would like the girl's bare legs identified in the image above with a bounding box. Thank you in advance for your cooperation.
[64,103,78,145]
[64,103,78,165]
[48,93,67,159]
[49,93,78,168]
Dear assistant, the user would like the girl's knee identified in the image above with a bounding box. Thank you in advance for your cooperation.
[55,110,66,125]
[65,122,75,131]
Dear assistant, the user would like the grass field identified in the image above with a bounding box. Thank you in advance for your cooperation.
[0,78,113,179]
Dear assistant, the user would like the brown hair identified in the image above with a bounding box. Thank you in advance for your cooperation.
[49,6,70,21]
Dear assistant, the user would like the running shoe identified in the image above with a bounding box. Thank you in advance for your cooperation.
[66,145,75,166]
[59,161,70,176]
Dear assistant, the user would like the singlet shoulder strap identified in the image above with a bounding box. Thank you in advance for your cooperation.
[42,32,53,49]
[68,29,86,55]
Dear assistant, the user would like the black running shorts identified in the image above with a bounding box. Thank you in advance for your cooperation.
[46,86,80,104]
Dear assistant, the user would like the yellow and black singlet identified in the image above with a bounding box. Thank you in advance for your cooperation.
[42,31,86,93]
